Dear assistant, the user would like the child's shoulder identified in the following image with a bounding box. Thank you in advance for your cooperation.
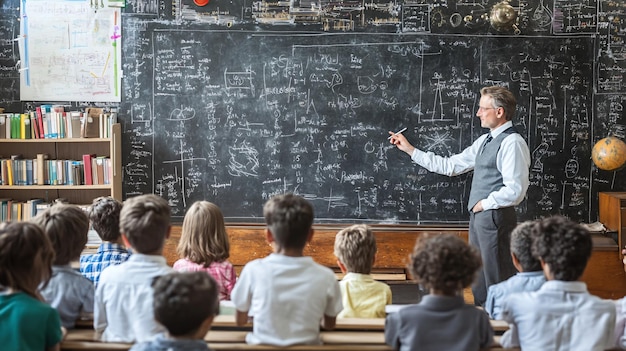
[2,292,57,313]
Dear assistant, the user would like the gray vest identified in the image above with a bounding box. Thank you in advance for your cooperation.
[467,127,517,211]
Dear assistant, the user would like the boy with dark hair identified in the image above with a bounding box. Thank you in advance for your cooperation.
[80,196,131,287]
[334,224,392,318]
[231,194,343,346]
[94,194,175,342]
[385,234,493,351]
[34,204,94,329]
[129,272,220,351]
[500,215,616,350]
[485,220,545,320]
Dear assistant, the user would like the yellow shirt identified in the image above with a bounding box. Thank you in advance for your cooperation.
[338,273,392,318]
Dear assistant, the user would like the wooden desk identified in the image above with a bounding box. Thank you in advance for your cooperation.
[599,192,626,257]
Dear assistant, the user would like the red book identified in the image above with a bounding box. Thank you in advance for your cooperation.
[82,154,95,185]
[35,107,45,139]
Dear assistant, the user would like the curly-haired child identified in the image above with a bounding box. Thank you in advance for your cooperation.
[385,234,493,351]
[500,216,615,350]
[129,271,220,351]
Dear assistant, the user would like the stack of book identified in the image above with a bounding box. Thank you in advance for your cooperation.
[0,106,117,140]
[0,154,112,186]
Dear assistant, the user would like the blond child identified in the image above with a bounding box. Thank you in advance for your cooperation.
[385,234,493,351]
[0,222,64,351]
[94,194,175,342]
[334,224,392,318]
[130,272,220,351]
[231,194,343,346]
[173,201,236,301]
[34,204,94,329]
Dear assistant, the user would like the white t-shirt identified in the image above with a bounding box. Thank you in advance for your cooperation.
[231,253,343,346]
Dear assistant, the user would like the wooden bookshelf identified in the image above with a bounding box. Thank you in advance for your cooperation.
[0,123,122,206]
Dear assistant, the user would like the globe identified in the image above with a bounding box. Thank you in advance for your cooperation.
[592,137,626,171]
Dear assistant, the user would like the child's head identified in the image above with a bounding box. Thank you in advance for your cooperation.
[531,215,592,281]
[33,204,89,265]
[510,220,542,272]
[88,196,123,242]
[263,194,314,250]
[0,222,55,299]
[120,194,171,254]
[152,271,220,338]
[409,234,481,296]
[177,201,230,266]
[334,224,376,274]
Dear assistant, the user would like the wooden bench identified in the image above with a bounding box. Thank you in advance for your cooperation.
[210,315,509,333]
[63,316,512,351]
[63,329,522,351]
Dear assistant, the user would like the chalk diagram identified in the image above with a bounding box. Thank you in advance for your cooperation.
[228,140,260,177]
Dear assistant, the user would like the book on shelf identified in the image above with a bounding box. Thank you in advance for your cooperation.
[82,154,95,185]
[67,111,82,138]
[82,108,103,138]
[0,114,6,139]
[36,154,48,185]
[35,106,45,139]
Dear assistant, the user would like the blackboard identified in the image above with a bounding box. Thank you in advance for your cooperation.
[120,26,601,223]
[2,0,626,223]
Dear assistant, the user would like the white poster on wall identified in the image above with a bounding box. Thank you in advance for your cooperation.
[19,0,122,102]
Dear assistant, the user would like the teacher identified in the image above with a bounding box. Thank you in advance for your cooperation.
[389,86,531,306]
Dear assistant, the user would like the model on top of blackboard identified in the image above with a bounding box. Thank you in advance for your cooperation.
[388,85,531,307]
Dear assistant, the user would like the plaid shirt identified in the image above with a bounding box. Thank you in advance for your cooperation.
[173,258,236,301]
[80,242,131,287]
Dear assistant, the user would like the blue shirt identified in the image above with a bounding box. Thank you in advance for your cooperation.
[500,280,616,351]
[485,271,545,320]
[39,265,94,329]
[79,242,131,287]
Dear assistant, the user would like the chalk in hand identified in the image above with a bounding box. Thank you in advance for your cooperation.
[388,127,407,140]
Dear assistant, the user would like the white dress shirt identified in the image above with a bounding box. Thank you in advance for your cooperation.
[500,280,616,351]
[410,121,530,210]
[94,254,174,342]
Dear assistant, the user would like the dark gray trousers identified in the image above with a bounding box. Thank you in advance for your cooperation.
[468,207,518,307]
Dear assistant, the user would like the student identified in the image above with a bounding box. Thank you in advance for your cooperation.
[94,194,175,343]
[231,194,343,346]
[614,247,626,349]
[0,222,64,351]
[500,215,616,351]
[333,224,392,318]
[80,196,131,287]
[173,201,236,301]
[34,204,94,329]
[129,271,220,351]
[385,234,493,351]
[484,220,545,320]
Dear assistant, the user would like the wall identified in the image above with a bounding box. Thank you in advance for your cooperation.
[1,1,626,223]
